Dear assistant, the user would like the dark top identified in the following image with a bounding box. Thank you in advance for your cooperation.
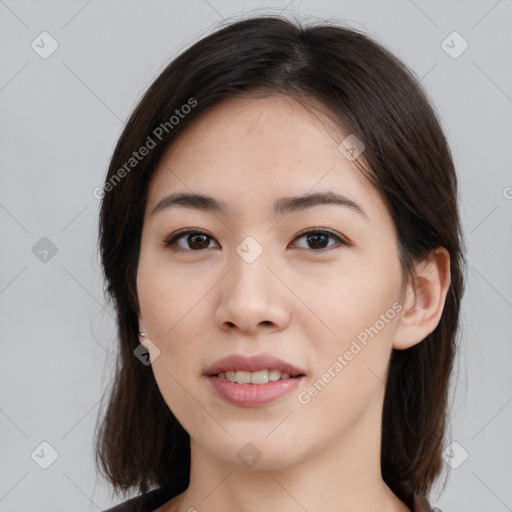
[103,483,443,512]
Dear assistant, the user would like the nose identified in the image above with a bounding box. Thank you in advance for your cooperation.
[214,244,291,336]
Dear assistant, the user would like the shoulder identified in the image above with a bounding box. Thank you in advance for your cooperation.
[104,489,440,512]
[103,484,179,512]
[413,494,443,512]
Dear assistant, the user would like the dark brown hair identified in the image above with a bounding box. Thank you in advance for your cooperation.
[95,15,466,508]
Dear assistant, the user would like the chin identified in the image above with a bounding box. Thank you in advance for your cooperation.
[208,437,303,471]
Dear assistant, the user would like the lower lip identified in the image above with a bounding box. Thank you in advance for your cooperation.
[207,375,305,407]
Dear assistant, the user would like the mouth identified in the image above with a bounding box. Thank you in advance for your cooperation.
[211,369,306,385]
[204,353,307,385]
[207,371,306,407]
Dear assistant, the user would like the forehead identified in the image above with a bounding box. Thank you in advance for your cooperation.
[146,95,385,223]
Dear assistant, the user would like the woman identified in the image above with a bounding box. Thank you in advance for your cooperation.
[96,15,465,512]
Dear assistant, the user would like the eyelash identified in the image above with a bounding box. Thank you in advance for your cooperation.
[162,227,350,253]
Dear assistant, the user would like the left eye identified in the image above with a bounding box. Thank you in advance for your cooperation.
[163,228,348,252]
[291,229,348,251]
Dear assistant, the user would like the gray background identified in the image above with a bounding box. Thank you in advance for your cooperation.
[1,0,511,510]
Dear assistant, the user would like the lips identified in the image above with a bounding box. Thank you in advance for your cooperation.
[204,353,307,377]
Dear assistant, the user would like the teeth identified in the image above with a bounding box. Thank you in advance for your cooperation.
[269,369,284,381]
[234,371,251,384]
[217,369,294,384]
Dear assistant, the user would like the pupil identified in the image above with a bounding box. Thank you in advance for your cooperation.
[189,234,208,249]
[307,233,327,249]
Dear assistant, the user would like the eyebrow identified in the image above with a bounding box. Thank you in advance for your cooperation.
[151,191,367,219]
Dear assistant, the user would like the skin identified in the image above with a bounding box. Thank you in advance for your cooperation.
[136,94,451,512]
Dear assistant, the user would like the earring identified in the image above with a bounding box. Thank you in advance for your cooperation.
[138,331,147,338]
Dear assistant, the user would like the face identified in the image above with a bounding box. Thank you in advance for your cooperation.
[136,94,406,469]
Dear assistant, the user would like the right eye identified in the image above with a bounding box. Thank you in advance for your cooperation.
[163,228,220,252]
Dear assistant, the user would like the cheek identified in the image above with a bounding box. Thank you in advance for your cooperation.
[295,289,400,435]
[298,252,402,393]
[149,363,214,450]
[138,280,209,434]
[136,253,212,401]
[137,252,207,341]
[302,260,401,345]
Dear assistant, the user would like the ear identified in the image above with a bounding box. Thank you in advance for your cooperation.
[393,247,451,350]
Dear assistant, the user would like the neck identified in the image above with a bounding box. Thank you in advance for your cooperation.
[173,396,410,512]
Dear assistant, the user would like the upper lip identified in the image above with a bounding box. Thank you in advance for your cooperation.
[205,353,307,376]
